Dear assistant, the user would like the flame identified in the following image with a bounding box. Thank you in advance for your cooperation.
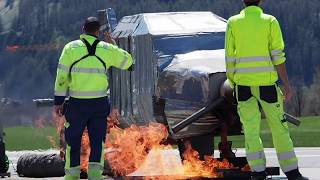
[106,121,234,178]
[47,136,58,149]
[34,116,46,129]
[80,129,90,172]
[54,115,65,134]
[106,123,169,176]
[52,113,67,160]
[52,108,235,178]
[242,164,251,171]
[182,142,234,178]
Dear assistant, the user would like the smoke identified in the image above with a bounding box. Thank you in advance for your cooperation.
[0,100,53,127]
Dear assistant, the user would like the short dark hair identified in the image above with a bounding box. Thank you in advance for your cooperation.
[245,2,260,6]
[83,17,101,33]
[244,0,261,6]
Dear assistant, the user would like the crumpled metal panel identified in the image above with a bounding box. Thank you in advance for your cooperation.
[110,12,228,137]
[111,33,157,127]
[157,49,226,103]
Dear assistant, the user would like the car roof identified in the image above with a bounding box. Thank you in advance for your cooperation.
[113,11,227,37]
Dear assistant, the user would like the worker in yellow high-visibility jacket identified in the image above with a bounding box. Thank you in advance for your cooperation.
[225,1,308,180]
[54,17,133,180]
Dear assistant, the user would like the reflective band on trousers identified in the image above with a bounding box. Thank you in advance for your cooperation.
[54,90,67,96]
[69,90,107,97]
[271,49,283,56]
[119,55,129,69]
[227,66,275,73]
[251,164,266,172]
[65,167,80,175]
[247,151,266,161]
[278,151,296,161]
[58,64,106,74]
[282,163,298,172]
[89,163,104,171]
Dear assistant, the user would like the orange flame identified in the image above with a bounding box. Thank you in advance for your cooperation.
[106,121,234,178]
[106,123,169,176]
[34,117,46,129]
[182,142,234,178]
[80,129,90,172]
[52,112,67,160]
[52,108,235,178]
[47,136,58,149]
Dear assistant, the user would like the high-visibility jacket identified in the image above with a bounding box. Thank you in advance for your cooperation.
[225,6,286,87]
[54,34,133,103]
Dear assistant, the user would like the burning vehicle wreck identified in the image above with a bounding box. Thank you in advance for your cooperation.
[109,11,240,159]
[17,10,310,179]
[104,10,280,179]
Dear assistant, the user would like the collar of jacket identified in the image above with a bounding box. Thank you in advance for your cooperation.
[79,33,99,44]
[241,6,263,14]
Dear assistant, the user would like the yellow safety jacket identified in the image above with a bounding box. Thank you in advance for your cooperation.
[225,6,286,87]
[54,34,133,103]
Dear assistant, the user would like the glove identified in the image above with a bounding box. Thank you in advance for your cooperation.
[127,64,134,71]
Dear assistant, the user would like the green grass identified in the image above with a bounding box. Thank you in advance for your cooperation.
[4,126,59,151]
[214,116,320,148]
[3,116,320,151]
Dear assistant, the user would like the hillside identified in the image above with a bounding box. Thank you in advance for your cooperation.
[0,0,319,115]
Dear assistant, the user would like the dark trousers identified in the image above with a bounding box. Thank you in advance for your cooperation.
[64,97,110,168]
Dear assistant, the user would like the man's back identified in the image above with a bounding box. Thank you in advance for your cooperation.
[63,35,126,69]
[55,34,133,100]
[225,6,286,86]
[229,6,274,58]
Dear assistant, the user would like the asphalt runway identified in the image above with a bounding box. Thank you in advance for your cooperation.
[4,148,320,180]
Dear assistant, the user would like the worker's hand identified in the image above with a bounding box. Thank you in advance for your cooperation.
[104,32,116,45]
[54,105,64,117]
[127,64,134,71]
[284,84,293,102]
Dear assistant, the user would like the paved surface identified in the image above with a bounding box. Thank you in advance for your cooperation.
[229,148,320,180]
[4,148,320,179]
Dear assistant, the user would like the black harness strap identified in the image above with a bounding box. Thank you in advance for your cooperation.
[94,55,106,71]
[82,38,98,55]
[69,38,107,74]
[69,54,90,74]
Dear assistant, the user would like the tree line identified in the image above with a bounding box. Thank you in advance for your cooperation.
[0,0,319,116]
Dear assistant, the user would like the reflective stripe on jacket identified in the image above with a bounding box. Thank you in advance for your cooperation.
[54,34,133,100]
[225,6,286,86]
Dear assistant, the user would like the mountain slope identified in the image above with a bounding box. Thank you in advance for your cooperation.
[0,0,319,102]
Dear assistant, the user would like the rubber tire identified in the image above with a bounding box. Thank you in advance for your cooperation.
[17,153,65,178]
